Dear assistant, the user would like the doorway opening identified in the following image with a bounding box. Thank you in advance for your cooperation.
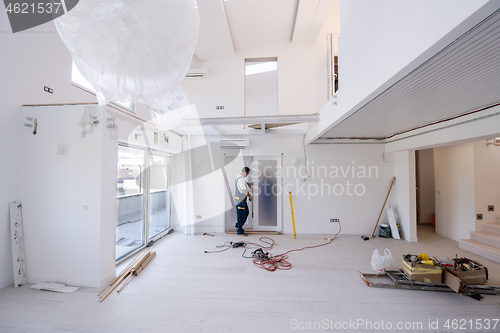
[224,154,283,233]
[415,148,436,238]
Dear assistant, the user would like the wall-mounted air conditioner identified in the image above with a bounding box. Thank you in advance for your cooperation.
[220,139,249,149]
[186,67,208,78]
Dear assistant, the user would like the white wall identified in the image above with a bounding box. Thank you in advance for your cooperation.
[473,140,500,231]
[391,150,417,242]
[434,142,476,241]
[189,135,395,235]
[0,35,23,289]
[20,105,104,287]
[418,149,435,224]
[0,31,101,289]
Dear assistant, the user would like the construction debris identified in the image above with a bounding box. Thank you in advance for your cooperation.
[359,270,500,299]
[98,248,156,302]
[361,256,494,301]
[31,282,79,293]
[370,177,396,238]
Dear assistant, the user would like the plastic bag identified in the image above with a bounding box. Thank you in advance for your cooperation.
[55,0,199,106]
[371,248,394,274]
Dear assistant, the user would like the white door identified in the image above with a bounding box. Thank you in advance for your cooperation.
[252,155,282,232]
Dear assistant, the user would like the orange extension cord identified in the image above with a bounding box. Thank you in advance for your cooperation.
[252,222,342,272]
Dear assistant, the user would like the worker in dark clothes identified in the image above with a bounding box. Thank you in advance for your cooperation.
[235,167,253,236]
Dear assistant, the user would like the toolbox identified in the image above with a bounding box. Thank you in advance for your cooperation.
[402,255,443,284]
[444,257,488,287]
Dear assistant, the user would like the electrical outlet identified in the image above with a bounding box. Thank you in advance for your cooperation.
[44,86,53,94]
[488,205,494,212]
[196,215,202,219]
[477,214,483,220]
[330,218,340,222]
[215,105,224,110]
[82,204,89,210]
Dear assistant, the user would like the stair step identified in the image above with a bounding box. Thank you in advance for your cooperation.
[470,231,500,249]
[458,239,500,264]
[483,223,500,236]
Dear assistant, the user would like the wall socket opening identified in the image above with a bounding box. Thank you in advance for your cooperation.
[488,205,494,212]
[330,218,340,222]
[477,214,483,220]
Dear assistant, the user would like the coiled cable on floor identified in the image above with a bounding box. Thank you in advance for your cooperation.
[205,237,275,255]
[252,222,342,272]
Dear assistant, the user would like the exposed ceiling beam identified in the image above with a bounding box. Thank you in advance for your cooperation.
[292,0,332,43]
[194,0,235,62]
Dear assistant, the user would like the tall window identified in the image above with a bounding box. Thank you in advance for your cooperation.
[116,144,172,262]
[71,62,135,112]
[244,57,278,117]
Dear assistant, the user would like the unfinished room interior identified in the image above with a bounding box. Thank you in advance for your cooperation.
[2,0,500,332]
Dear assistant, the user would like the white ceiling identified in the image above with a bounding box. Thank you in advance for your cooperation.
[194,0,333,60]
[319,8,500,141]
[222,0,299,52]
[194,0,235,61]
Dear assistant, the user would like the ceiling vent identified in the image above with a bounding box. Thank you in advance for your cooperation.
[219,139,249,149]
[186,67,208,78]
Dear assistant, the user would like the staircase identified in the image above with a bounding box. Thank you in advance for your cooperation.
[458,216,500,264]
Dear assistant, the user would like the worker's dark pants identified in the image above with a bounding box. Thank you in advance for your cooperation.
[235,199,249,235]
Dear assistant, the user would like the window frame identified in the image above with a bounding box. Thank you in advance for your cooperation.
[115,143,173,264]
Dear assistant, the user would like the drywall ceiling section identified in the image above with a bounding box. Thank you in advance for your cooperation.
[194,0,235,61]
[318,8,500,141]
[292,0,333,43]
[222,0,299,52]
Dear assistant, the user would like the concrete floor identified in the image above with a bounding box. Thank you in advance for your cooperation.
[1,225,499,333]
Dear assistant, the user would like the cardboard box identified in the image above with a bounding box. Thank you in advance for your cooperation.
[443,269,465,293]
[453,268,488,285]
[445,258,488,286]
[402,256,443,284]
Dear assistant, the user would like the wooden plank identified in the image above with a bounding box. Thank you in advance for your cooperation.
[134,251,156,276]
[371,177,396,237]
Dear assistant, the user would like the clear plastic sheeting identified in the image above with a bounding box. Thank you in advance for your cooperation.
[148,87,196,131]
[55,0,199,106]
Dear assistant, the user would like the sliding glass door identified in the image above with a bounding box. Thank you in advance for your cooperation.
[116,145,146,261]
[116,144,173,262]
[148,153,172,239]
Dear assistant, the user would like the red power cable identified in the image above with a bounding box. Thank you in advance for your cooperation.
[252,222,342,272]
